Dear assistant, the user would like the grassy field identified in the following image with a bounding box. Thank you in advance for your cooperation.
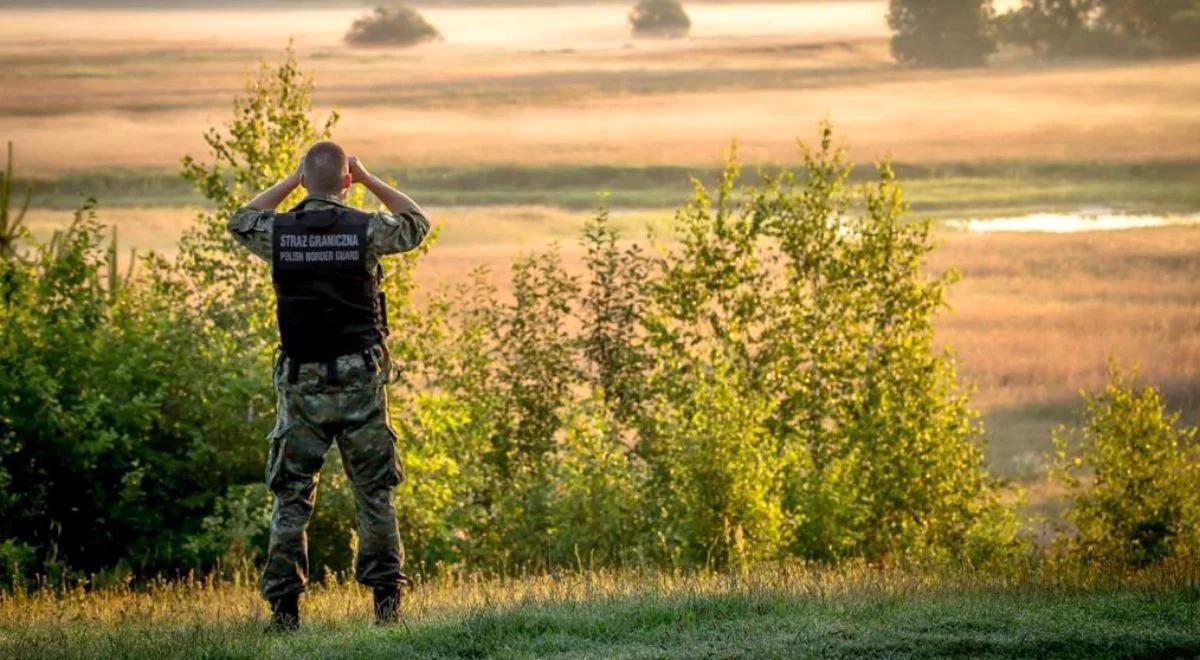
[17,159,1200,215]
[3,565,1199,658]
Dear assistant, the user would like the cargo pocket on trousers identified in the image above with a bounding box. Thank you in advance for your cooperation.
[387,426,405,487]
[265,425,290,492]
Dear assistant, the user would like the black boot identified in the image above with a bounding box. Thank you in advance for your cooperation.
[373,585,401,625]
[267,594,301,632]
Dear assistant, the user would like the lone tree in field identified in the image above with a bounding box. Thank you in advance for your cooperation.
[629,0,691,38]
[888,0,996,67]
[345,5,440,48]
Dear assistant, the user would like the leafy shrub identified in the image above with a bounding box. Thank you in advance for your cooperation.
[888,0,996,67]
[392,128,1022,574]
[579,208,647,424]
[635,133,1021,566]
[629,0,691,38]
[638,369,785,568]
[547,394,645,569]
[0,202,264,576]
[186,483,271,572]
[1051,365,1200,567]
[0,540,36,588]
[345,6,440,48]
[0,49,347,580]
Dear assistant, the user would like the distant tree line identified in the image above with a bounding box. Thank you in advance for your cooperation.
[889,0,1200,67]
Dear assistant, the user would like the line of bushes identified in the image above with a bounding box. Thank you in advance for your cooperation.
[2,52,1197,587]
[889,0,1200,67]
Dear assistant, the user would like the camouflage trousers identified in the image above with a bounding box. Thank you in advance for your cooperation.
[260,344,405,603]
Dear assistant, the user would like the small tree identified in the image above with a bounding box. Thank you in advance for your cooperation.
[580,208,649,424]
[179,45,337,343]
[1051,364,1200,567]
[629,0,691,38]
[888,0,997,67]
[636,126,1020,566]
[346,5,440,48]
[0,142,30,263]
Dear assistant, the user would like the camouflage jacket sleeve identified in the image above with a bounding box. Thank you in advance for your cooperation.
[227,207,275,262]
[368,210,431,259]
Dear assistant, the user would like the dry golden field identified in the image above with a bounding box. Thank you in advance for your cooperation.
[2,3,1199,173]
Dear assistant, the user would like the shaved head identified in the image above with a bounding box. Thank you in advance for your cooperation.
[302,141,349,196]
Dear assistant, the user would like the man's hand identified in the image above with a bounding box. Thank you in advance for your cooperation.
[349,156,370,185]
[351,157,426,219]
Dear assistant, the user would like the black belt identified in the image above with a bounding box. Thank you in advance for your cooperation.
[284,347,379,386]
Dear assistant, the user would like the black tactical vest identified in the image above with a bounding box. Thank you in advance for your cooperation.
[271,204,388,363]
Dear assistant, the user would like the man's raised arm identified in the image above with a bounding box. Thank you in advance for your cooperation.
[246,163,303,211]
[227,163,304,261]
[350,156,430,255]
[350,157,426,219]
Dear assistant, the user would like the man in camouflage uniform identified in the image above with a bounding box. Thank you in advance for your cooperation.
[228,141,430,631]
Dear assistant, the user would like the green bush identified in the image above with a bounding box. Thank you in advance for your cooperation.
[1051,365,1200,567]
[638,369,784,568]
[345,6,440,48]
[391,128,1023,574]
[888,0,996,67]
[629,0,691,38]
[547,394,645,569]
[3,51,1034,582]
[0,49,348,580]
[0,202,266,576]
[634,133,1021,566]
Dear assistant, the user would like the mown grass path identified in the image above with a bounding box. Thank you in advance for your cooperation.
[4,567,1198,658]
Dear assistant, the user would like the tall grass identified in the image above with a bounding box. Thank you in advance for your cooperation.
[2,563,1197,659]
[18,160,1200,214]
